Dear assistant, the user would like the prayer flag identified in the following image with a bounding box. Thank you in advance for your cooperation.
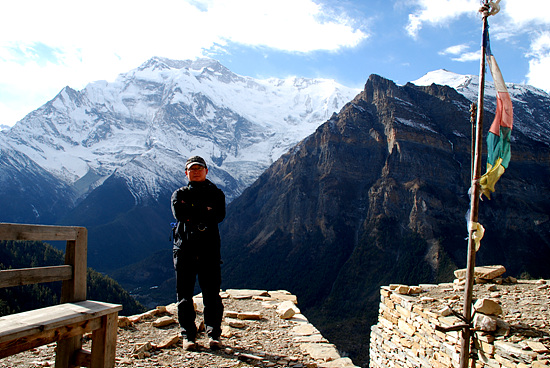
[480,27,513,199]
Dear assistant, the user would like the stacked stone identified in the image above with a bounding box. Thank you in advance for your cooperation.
[369,283,462,367]
[370,269,550,368]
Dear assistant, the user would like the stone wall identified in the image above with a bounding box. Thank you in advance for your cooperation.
[369,275,550,368]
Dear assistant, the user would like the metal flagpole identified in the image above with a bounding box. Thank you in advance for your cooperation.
[459,2,491,367]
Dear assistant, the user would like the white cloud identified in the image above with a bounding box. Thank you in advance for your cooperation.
[0,0,368,126]
[405,0,479,39]
[438,44,479,63]
[405,14,423,40]
[439,44,469,56]
[453,52,479,63]
[502,0,550,26]
[195,0,367,52]
[451,52,480,62]
[498,0,550,92]
[526,32,550,92]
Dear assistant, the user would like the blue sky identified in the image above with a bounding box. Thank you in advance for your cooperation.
[1,0,549,127]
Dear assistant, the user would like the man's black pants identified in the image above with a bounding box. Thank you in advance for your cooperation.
[174,250,223,341]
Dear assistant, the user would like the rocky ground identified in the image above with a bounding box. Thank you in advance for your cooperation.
[2,275,549,368]
[0,290,357,368]
[418,277,550,341]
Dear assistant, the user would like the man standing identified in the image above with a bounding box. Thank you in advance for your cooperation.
[171,156,226,350]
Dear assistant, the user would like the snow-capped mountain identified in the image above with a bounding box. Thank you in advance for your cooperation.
[412,69,550,146]
[1,57,360,204]
[0,57,359,271]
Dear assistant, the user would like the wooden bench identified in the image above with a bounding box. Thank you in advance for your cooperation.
[0,223,122,368]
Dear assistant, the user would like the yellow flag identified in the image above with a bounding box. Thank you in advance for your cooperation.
[480,157,505,199]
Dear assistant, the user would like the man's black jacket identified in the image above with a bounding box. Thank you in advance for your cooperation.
[171,179,225,258]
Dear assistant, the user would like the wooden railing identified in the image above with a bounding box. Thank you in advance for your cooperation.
[0,223,122,368]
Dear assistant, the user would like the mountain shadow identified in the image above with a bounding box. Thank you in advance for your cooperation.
[0,149,76,225]
[58,174,175,273]
[219,74,550,365]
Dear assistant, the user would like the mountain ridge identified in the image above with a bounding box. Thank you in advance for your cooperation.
[1,56,359,203]
[413,68,550,147]
[218,72,550,364]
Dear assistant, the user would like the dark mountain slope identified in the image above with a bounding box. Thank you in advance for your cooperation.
[219,74,550,365]
[57,174,174,272]
[0,148,76,224]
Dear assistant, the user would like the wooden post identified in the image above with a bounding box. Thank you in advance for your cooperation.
[58,226,88,367]
[90,313,119,368]
[60,227,87,303]
[459,6,489,368]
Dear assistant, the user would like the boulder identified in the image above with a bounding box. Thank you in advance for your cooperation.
[269,290,298,303]
[472,314,497,332]
[277,300,299,319]
[474,298,502,316]
[454,265,506,281]
[153,334,180,349]
[153,316,176,328]
[237,311,262,320]
[226,289,269,299]
[300,343,341,362]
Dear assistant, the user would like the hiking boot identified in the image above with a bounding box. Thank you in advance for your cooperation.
[182,337,197,351]
[208,338,221,350]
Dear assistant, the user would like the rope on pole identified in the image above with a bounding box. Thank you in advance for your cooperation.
[480,0,501,17]
[487,0,501,16]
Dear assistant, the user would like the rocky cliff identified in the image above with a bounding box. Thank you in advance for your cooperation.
[219,74,550,364]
